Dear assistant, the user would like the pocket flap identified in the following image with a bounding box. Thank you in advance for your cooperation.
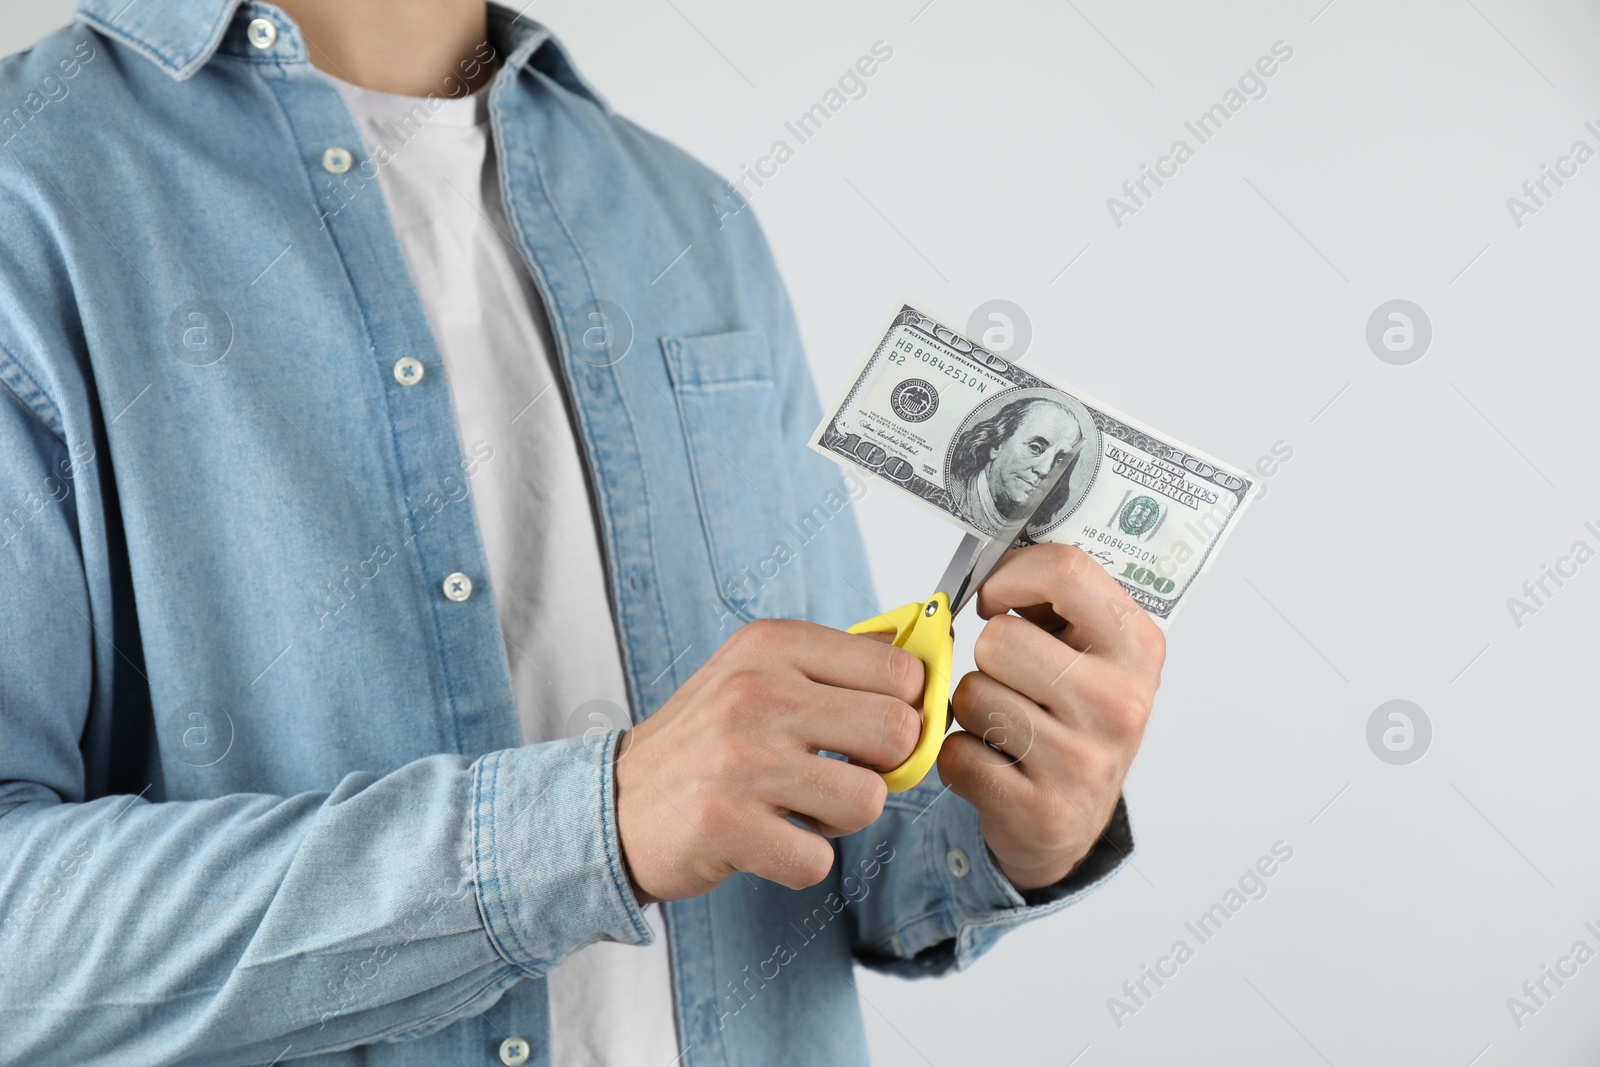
[661,330,773,391]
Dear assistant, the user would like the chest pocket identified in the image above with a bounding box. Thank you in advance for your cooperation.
[660,330,807,624]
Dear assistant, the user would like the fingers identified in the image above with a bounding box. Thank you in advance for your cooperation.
[970,612,1129,718]
[936,730,1033,812]
[791,683,923,771]
[763,756,889,840]
[725,759,884,885]
[947,663,1143,831]
[704,649,922,771]
[948,669,1060,773]
[937,728,1119,888]
[940,671,1043,812]
[729,815,839,890]
[975,544,1165,664]
[724,618,926,707]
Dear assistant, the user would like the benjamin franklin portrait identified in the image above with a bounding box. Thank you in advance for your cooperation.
[946,390,1098,537]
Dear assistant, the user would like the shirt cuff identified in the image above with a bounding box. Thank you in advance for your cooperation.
[470,732,653,976]
[940,792,1135,970]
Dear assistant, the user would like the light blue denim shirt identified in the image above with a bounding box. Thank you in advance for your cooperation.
[0,2,1133,1063]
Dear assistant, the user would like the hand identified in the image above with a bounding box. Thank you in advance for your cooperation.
[614,619,926,904]
[936,544,1165,893]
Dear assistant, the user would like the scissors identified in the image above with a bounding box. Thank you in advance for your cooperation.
[848,460,1072,793]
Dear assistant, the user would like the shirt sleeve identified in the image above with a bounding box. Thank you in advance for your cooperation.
[839,776,1135,977]
[0,353,651,1065]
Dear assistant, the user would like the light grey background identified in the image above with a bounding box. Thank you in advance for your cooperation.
[7,1,1599,1064]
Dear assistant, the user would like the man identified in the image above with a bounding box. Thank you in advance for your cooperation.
[949,395,1086,535]
[0,1,1165,1064]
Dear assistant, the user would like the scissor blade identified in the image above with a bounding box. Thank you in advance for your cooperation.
[937,458,1072,615]
[933,533,987,614]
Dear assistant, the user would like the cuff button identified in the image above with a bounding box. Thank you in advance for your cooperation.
[946,848,971,878]
[246,18,277,49]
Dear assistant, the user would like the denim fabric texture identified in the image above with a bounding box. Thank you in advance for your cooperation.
[0,1,1134,1063]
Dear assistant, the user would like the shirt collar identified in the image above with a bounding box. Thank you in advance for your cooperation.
[73,0,609,112]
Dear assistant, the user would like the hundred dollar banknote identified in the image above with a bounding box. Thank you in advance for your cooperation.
[810,303,1255,625]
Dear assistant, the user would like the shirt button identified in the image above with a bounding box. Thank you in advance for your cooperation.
[443,573,473,602]
[393,357,425,385]
[246,18,278,49]
[322,147,353,174]
[946,848,971,878]
[498,1037,530,1066]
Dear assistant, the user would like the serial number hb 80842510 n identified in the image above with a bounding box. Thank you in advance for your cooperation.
[890,337,989,393]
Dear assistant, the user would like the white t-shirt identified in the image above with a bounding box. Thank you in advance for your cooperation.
[324,72,678,1067]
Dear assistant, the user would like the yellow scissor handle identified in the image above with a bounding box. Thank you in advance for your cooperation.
[847,592,953,793]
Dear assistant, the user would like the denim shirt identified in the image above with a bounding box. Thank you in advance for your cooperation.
[0,2,1133,1063]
